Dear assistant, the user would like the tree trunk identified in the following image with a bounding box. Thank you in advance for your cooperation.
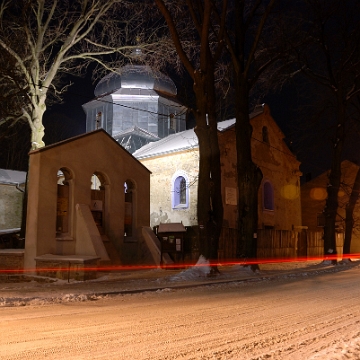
[29,95,47,150]
[234,75,263,260]
[20,98,47,237]
[323,95,345,262]
[193,69,223,268]
[343,166,360,256]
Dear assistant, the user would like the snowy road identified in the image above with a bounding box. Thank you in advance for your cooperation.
[1,266,360,359]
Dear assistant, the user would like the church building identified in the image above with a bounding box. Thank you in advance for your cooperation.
[133,104,303,232]
[82,62,303,235]
[82,62,187,153]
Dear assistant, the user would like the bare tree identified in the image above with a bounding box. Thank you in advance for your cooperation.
[0,0,166,150]
[257,0,360,261]
[218,0,277,262]
[343,167,360,257]
[155,0,283,267]
[155,0,226,268]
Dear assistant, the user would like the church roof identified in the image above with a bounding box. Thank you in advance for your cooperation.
[133,128,198,159]
[133,105,267,160]
[158,222,186,233]
[94,64,177,97]
[113,126,160,141]
[0,169,26,185]
[133,118,238,159]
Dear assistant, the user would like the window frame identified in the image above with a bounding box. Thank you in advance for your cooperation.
[262,126,269,144]
[263,180,274,211]
[171,171,190,209]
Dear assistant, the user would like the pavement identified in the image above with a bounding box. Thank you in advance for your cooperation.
[0,260,359,307]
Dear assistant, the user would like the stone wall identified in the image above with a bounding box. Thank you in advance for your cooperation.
[0,184,23,230]
[140,149,199,228]
[139,105,302,232]
[0,250,24,272]
[35,256,99,281]
[218,107,302,230]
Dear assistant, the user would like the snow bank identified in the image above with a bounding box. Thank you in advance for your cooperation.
[169,255,211,281]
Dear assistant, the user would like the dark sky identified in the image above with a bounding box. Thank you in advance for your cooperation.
[42,72,330,181]
[43,74,94,141]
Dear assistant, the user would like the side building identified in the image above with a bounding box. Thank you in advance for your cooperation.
[301,160,360,254]
[0,169,26,231]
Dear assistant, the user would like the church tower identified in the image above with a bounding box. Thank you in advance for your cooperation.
[82,59,187,153]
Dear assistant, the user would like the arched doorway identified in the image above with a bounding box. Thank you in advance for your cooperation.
[91,173,106,234]
[56,168,72,236]
[124,179,136,240]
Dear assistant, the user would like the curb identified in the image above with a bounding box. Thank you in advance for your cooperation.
[0,262,358,307]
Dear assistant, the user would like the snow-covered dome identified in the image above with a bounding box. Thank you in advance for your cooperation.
[94,64,177,97]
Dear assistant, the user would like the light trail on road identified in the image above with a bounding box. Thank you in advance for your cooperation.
[1,253,359,274]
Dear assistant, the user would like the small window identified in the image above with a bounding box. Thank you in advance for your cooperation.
[172,172,189,209]
[169,113,176,132]
[179,177,187,204]
[95,112,102,130]
[262,126,269,144]
[263,181,274,211]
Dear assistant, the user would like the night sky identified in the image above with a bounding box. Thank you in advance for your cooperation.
[0,67,333,180]
[42,72,332,181]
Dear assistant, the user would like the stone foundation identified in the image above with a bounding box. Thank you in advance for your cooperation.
[35,254,99,281]
[0,249,24,273]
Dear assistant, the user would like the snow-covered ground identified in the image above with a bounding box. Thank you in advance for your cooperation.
[0,260,360,359]
[0,258,353,307]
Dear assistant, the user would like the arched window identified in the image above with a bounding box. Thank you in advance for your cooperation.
[172,171,189,209]
[90,172,106,233]
[124,179,136,239]
[179,177,186,204]
[56,168,73,236]
[262,126,269,144]
[91,174,102,190]
[263,181,274,211]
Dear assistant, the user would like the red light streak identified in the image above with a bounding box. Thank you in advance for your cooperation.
[0,254,359,275]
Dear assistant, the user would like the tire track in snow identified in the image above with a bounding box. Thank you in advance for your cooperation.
[1,267,360,359]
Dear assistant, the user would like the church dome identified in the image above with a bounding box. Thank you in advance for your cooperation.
[94,64,177,97]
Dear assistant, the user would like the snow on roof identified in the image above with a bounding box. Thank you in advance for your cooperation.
[133,105,266,159]
[133,118,239,159]
[217,118,236,131]
[0,169,26,185]
[217,105,265,132]
[113,126,160,141]
[133,128,198,159]
[158,222,186,233]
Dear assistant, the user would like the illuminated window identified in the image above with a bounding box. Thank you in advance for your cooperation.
[172,171,189,209]
[263,181,274,211]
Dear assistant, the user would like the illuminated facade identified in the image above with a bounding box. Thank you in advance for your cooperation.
[134,104,303,231]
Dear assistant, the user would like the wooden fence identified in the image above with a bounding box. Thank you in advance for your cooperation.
[217,228,344,261]
[182,226,344,262]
